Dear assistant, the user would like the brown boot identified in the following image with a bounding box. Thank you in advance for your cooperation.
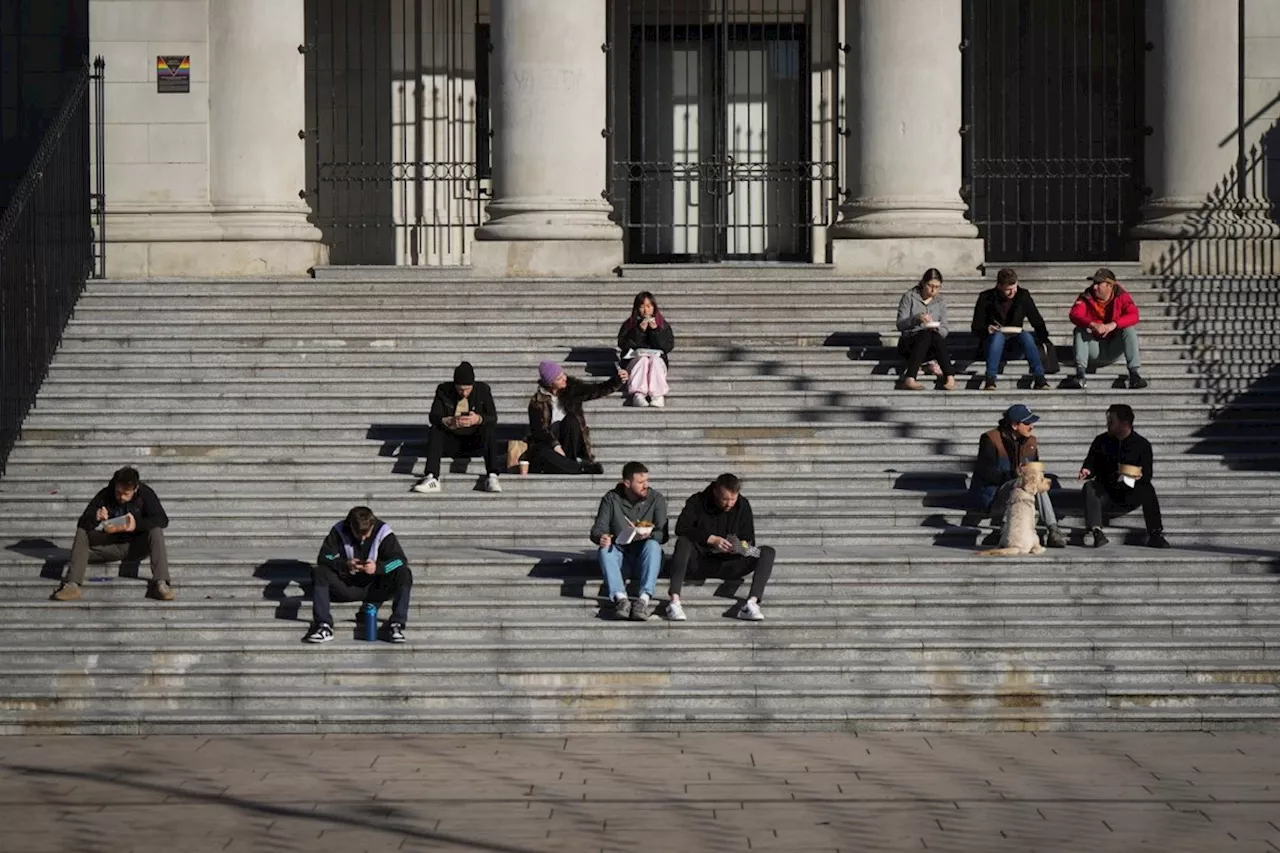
[149,580,176,601]
[896,377,925,391]
[51,582,83,602]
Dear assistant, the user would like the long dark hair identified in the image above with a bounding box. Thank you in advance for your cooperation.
[917,268,943,292]
[623,290,665,330]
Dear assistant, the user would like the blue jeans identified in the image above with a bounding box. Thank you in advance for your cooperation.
[985,331,1044,378]
[598,539,662,599]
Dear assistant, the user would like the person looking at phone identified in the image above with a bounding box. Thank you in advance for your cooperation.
[412,361,502,494]
[52,466,174,601]
[589,461,669,621]
[895,268,957,391]
[664,473,775,622]
[617,290,675,407]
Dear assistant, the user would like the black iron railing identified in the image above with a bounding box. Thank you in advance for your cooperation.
[0,57,105,475]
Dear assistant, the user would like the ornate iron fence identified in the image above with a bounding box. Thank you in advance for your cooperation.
[607,0,842,263]
[0,57,104,474]
[962,0,1145,262]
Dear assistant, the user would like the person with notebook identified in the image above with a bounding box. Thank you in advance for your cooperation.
[970,267,1053,391]
[664,473,775,622]
[617,290,675,407]
[895,267,957,390]
[589,461,669,621]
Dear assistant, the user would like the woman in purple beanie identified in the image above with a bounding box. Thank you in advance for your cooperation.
[526,359,627,474]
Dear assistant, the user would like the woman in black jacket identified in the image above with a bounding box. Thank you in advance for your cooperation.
[617,291,675,408]
[970,268,1051,391]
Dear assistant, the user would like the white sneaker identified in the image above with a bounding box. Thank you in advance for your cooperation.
[631,393,649,407]
[737,600,764,621]
[484,473,502,493]
[665,600,686,621]
[410,475,441,494]
[649,395,665,408]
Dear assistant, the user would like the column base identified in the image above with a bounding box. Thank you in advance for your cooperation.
[832,237,985,277]
[470,239,623,278]
[108,240,329,278]
[1138,238,1280,276]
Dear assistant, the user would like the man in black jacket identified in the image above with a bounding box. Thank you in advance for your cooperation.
[412,361,501,494]
[1078,404,1169,549]
[664,473,775,622]
[306,505,414,644]
[971,268,1052,391]
[52,466,174,601]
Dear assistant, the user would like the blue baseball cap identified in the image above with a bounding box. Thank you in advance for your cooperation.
[1004,403,1040,425]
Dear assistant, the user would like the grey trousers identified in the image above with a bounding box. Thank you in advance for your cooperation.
[65,527,171,584]
[1073,326,1141,375]
[992,480,1059,529]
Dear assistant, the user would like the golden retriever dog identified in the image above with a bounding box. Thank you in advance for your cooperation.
[979,463,1052,557]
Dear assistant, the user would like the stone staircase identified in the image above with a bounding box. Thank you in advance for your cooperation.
[1,265,1278,733]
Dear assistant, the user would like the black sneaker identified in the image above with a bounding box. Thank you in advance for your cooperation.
[983,377,998,391]
[1128,372,1149,389]
[386,622,406,643]
[304,623,334,644]
[1146,532,1170,549]
[981,529,1003,547]
[1032,375,1050,390]
[583,461,605,475]
[612,596,632,620]
[1089,527,1110,548]
[1061,375,1085,390]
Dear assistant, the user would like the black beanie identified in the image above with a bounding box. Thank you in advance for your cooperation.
[453,361,476,384]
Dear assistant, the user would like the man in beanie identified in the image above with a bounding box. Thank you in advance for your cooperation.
[966,403,1067,548]
[1063,268,1146,390]
[412,361,501,493]
[526,359,627,475]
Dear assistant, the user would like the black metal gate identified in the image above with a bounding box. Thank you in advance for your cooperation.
[304,0,489,266]
[962,0,1145,262]
[607,0,840,264]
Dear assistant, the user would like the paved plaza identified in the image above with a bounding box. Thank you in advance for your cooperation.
[1,732,1278,852]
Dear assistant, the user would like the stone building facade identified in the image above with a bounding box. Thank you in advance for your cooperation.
[85,0,1280,277]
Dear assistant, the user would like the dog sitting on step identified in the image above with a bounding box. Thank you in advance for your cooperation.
[979,463,1051,557]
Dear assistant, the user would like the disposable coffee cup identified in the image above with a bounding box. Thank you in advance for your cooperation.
[519,460,529,476]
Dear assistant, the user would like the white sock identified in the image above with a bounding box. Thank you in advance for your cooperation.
[639,594,650,605]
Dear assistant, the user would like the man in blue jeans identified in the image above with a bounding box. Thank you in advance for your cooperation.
[589,461,668,621]
[971,267,1052,391]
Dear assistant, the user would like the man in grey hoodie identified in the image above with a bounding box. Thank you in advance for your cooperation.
[589,461,668,621]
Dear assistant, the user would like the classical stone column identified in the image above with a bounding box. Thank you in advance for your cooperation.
[472,0,622,277]
[831,0,983,276]
[1133,0,1278,271]
[207,0,325,273]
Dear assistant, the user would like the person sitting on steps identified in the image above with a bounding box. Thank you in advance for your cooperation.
[664,473,776,622]
[52,466,175,602]
[1079,404,1169,549]
[966,404,1067,548]
[1062,268,1148,390]
[895,267,957,391]
[618,290,675,408]
[526,360,627,475]
[412,360,502,495]
[305,505,414,644]
[590,461,669,621]
[970,267,1052,391]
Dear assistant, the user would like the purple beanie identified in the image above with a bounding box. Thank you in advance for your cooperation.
[538,360,564,386]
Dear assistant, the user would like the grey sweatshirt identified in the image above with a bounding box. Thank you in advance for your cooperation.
[896,288,950,338]
[589,484,669,545]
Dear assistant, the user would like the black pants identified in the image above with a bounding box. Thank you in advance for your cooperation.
[667,536,775,601]
[897,330,955,380]
[529,418,592,474]
[425,423,499,478]
[311,564,413,626]
[1083,479,1164,534]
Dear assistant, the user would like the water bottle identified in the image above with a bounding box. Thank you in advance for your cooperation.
[361,603,379,641]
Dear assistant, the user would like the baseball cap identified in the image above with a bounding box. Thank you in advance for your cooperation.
[1087,268,1116,284]
[1004,403,1040,425]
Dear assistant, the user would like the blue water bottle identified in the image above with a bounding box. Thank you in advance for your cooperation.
[361,603,379,641]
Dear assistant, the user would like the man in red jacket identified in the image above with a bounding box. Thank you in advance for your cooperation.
[1062,268,1147,390]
